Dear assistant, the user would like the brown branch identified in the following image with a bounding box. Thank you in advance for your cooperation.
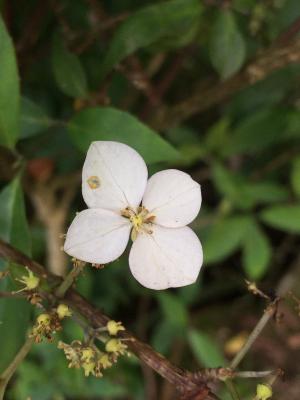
[150,38,300,130]
[0,238,215,399]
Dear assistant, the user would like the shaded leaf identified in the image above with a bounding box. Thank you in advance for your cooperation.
[291,156,300,197]
[260,205,300,233]
[151,321,178,353]
[52,33,88,98]
[0,177,31,373]
[203,215,251,264]
[212,163,289,209]
[209,10,246,79]
[100,0,202,78]
[188,330,225,367]
[20,97,54,139]
[68,107,180,163]
[0,14,20,148]
[242,220,271,279]
[227,108,289,155]
[157,292,188,329]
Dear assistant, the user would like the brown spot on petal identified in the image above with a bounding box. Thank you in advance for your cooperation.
[87,176,100,189]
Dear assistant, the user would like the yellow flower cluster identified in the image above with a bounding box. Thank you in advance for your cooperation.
[58,341,116,378]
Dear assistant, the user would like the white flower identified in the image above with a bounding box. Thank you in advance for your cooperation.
[64,141,203,290]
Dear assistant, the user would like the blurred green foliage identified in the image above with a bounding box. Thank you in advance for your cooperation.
[0,0,300,398]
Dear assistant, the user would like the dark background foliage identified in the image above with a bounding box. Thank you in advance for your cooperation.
[0,0,300,399]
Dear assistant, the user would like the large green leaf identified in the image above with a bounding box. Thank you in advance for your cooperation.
[203,216,251,264]
[52,33,88,98]
[209,10,246,79]
[100,0,202,78]
[0,177,31,373]
[68,107,180,163]
[260,205,300,233]
[188,330,225,367]
[0,14,20,148]
[242,220,271,279]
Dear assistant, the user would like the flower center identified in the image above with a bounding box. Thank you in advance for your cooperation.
[130,214,143,231]
[121,206,155,240]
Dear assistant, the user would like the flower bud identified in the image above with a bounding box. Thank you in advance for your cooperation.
[56,304,72,319]
[256,383,272,400]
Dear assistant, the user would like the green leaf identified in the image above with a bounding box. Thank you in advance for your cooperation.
[242,220,271,279]
[151,321,178,354]
[0,14,20,148]
[227,108,289,155]
[203,215,251,264]
[100,0,202,78]
[0,177,31,373]
[52,33,88,98]
[209,10,246,79]
[157,292,188,329]
[68,107,180,163]
[212,163,289,209]
[20,97,54,139]
[291,156,300,197]
[188,330,225,367]
[260,205,300,233]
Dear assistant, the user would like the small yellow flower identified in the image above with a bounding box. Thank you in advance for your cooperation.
[82,361,95,377]
[105,339,127,355]
[56,304,72,319]
[107,320,125,336]
[81,347,95,363]
[15,267,39,292]
[37,313,51,326]
[256,383,272,400]
[99,354,113,369]
[58,341,81,369]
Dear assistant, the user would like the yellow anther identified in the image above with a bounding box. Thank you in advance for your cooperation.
[130,214,143,230]
[105,338,127,355]
[107,320,125,336]
[56,304,72,319]
[256,383,272,400]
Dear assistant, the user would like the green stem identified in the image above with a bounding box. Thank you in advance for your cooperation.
[0,337,33,400]
[230,299,278,370]
[55,263,83,298]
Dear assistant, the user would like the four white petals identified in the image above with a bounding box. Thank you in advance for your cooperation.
[64,141,203,290]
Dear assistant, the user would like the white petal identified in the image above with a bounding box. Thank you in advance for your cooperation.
[129,225,203,290]
[142,169,201,228]
[82,141,148,211]
[64,209,131,264]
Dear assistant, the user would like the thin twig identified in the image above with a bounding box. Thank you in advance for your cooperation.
[230,299,279,370]
[55,262,84,298]
[0,337,34,400]
[150,38,300,130]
